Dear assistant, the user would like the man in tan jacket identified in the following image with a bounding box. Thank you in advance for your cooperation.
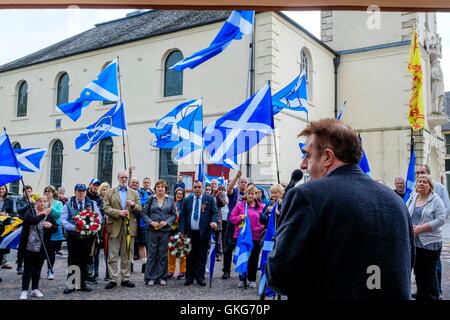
[103,170,142,289]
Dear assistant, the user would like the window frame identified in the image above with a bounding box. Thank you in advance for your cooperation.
[50,140,64,189]
[97,137,114,186]
[163,50,184,97]
[17,81,28,117]
[56,72,70,106]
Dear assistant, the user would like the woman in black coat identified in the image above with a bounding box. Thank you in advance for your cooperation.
[19,195,57,300]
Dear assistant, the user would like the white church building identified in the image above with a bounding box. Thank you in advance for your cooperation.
[0,10,447,193]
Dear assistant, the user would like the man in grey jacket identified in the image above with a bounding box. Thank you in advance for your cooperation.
[416,164,450,298]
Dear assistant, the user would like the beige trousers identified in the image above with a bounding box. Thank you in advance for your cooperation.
[107,229,134,283]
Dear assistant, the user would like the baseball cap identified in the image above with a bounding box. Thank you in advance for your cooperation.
[89,178,101,186]
[74,184,87,191]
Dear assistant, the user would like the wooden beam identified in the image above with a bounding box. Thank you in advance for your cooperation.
[0,0,450,11]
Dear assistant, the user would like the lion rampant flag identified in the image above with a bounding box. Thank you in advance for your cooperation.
[407,29,425,131]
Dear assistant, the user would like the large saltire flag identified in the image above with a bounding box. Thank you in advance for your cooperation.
[404,144,416,203]
[14,148,47,173]
[272,71,308,115]
[56,59,120,121]
[170,11,254,71]
[407,29,425,131]
[0,129,22,186]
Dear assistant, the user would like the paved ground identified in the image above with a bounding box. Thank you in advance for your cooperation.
[2,220,450,300]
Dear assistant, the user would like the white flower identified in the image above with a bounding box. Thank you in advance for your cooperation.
[80,231,85,235]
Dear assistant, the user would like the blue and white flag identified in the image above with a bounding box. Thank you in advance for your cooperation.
[14,148,47,173]
[404,145,416,202]
[337,100,347,120]
[75,102,126,152]
[56,59,119,121]
[0,130,22,186]
[204,83,273,168]
[207,234,217,287]
[204,175,226,186]
[170,10,254,71]
[233,204,253,275]
[0,226,22,250]
[272,71,308,115]
[258,203,278,297]
[150,99,203,160]
[358,135,371,176]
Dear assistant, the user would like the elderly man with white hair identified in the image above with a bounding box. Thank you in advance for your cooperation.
[103,170,142,290]
[393,176,406,200]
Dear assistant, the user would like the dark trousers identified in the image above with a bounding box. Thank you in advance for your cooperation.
[66,234,94,288]
[22,250,45,291]
[47,240,62,272]
[145,231,170,282]
[414,247,441,300]
[239,240,261,282]
[437,258,442,296]
[186,231,209,282]
[222,221,235,274]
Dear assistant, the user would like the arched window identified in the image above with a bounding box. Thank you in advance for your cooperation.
[164,50,183,97]
[10,142,21,194]
[300,48,313,100]
[17,81,28,117]
[97,137,113,186]
[159,149,178,190]
[56,72,70,105]
[50,140,64,189]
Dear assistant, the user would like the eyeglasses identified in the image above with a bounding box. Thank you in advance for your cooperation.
[193,186,202,189]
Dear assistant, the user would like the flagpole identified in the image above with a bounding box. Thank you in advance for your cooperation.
[36,154,49,192]
[246,12,256,180]
[116,56,128,172]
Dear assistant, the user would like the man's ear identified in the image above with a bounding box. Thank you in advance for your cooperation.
[323,148,335,166]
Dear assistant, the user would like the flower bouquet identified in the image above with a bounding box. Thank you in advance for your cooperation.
[73,208,102,237]
[168,233,192,258]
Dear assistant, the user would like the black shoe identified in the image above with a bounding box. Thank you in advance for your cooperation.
[221,272,230,280]
[86,276,97,285]
[121,280,135,288]
[141,264,146,273]
[79,286,92,292]
[63,287,75,294]
[197,280,206,286]
[105,282,117,290]
[184,279,194,286]
[411,292,417,299]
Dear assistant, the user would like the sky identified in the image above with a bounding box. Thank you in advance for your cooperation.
[0,9,448,90]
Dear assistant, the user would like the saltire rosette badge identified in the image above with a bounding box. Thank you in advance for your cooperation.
[168,233,192,258]
[73,207,102,236]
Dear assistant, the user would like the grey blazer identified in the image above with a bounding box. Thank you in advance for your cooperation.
[406,192,446,246]
[142,195,176,232]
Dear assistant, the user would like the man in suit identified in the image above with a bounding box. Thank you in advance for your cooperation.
[267,118,415,300]
[103,170,142,289]
[179,180,218,286]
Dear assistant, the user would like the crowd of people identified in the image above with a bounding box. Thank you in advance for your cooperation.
[1,118,450,300]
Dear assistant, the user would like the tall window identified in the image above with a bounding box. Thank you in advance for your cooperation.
[17,81,28,117]
[159,149,178,191]
[50,140,64,189]
[98,137,113,185]
[56,72,70,105]
[300,48,313,100]
[164,50,183,97]
[10,142,21,194]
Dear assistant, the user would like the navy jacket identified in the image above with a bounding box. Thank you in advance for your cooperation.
[266,164,415,300]
[179,194,219,241]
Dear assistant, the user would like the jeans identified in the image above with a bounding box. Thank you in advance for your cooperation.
[414,247,441,300]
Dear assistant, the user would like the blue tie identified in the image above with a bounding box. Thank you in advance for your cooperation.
[194,197,200,221]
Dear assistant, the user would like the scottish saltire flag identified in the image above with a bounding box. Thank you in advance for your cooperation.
[207,234,216,287]
[258,204,278,297]
[404,145,416,202]
[0,130,22,186]
[358,135,371,176]
[233,203,253,275]
[204,83,273,168]
[272,71,308,115]
[14,148,47,173]
[56,59,119,121]
[204,175,226,186]
[198,154,205,182]
[75,102,126,152]
[150,99,203,160]
[337,100,347,120]
[170,11,254,71]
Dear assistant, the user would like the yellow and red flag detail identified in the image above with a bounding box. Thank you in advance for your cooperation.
[407,29,425,131]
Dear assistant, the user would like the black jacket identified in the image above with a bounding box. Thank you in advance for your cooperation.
[179,194,219,241]
[0,198,14,215]
[18,208,58,260]
[266,164,415,300]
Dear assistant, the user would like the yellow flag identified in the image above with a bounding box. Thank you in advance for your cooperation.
[407,29,425,131]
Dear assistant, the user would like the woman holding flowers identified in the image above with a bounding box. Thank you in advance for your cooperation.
[168,187,187,280]
[143,179,177,286]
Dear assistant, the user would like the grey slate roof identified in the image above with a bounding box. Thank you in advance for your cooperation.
[0,10,231,73]
[441,91,450,131]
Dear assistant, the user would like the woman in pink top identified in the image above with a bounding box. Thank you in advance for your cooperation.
[229,185,264,289]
